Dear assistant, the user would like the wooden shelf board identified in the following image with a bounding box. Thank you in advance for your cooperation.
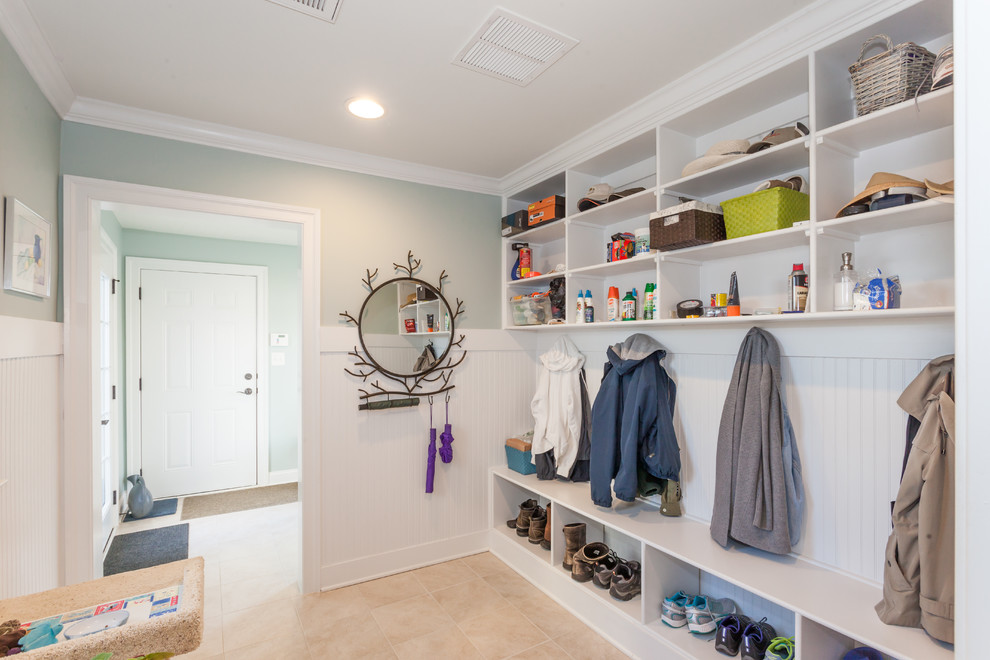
[644,619,720,658]
[504,306,952,330]
[661,139,809,199]
[569,254,659,277]
[660,225,809,262]
[494,524,553,565]
[566,188,657,227]
[817,88,953,153]
[505,272,565,287]
[554,563,644,624]
[816,197,954,237]
[509,220,567,243]
[492,467,951,660]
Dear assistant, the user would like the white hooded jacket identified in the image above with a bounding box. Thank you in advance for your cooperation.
[531,336,585,477]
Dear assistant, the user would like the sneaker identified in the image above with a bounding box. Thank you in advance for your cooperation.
[660,590,693,628]
[608,560,641,601]
[686,595,737,634]
[715,613,753,656]
[592,550,621,589]
[740,618,777,660]
[571,542,611,583]
[764,636,795,660]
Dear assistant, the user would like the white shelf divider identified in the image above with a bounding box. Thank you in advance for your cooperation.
[659,225,809,263]
[661,139,809,199]
[816,197,954,237]
[566,188,658,228]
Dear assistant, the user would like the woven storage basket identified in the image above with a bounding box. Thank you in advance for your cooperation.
[720,188,809,239]
[649,201,726,251]
[849,34,936,116]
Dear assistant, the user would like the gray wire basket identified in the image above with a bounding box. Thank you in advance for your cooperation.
[849,34,936,116]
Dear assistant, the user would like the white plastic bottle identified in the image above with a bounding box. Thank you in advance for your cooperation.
[575,290,585,324]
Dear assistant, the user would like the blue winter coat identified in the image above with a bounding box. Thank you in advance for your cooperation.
[590,334,681,507]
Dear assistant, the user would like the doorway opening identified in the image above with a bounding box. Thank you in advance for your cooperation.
[62,176,321,594]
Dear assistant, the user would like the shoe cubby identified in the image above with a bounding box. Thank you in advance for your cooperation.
[641,544,795,658]
[491,474,552,564]
[551,502,643,623]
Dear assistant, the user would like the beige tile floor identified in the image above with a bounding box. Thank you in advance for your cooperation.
[117,499,628,659]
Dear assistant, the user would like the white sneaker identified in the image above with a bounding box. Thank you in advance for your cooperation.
[660,590,693,628]
[685,595,736,634]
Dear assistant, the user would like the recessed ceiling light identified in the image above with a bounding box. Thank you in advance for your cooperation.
[347,98,385,119]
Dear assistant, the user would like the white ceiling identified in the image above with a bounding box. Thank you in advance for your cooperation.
[8,0,816,182]
[104,202,300,246]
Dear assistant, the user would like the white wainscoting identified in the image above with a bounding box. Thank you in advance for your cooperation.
[319,328,538,588]
[0,353,62,598]
[540,320,953,586]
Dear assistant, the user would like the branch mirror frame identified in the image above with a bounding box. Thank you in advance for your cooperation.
[340,251,466,409]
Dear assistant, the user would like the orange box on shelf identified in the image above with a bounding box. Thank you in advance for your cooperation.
[527,195,565,226]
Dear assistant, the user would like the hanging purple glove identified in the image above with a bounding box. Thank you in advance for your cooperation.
[439,396,454,463]
[426,398,437,493]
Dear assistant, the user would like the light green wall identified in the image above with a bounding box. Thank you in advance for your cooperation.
[59,123,502,328]
[120,229,302,473]
[0,30,61,321]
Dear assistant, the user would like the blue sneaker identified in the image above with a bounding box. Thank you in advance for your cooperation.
[660,590,693,628]
[686,595,737,634]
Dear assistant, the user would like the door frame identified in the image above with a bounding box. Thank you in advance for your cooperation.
[98,227,121,550]
[63,176,321,593]
[125,257,271,490]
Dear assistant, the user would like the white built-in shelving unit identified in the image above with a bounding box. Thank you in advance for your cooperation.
[494,0,954,658]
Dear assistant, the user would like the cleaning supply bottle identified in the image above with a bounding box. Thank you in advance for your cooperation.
[727,272,740,316]
[576,289,585,324]
[643,283,656,320]
[621,291,636,321]
[607,286,620,321]
[584,289,595,323]
[788,263,809,312]
[511,242,531,280]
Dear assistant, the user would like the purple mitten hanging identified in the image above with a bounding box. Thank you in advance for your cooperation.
[439,395,454,464]
[425,398,437,493]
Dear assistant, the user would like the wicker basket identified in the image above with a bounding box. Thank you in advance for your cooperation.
[649,201,726,251]
[720,188,809,239]
[849,34,936,116]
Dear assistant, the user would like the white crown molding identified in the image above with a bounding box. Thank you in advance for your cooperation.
[498,0,917,197]
[64,97,502,196]
[0,0,74,116]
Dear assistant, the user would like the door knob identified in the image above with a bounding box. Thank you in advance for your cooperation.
[237,387,254,395]
[244,373,253,380]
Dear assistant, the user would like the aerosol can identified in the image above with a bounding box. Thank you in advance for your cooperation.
[511,243,531,280]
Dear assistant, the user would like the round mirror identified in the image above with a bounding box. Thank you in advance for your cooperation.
[358,278,453,378]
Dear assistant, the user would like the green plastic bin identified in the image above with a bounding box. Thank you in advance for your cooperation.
[720,188,810,239]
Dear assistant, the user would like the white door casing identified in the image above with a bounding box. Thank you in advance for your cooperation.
[139,268,260,498]
[126,258,269,497]
[63,176,321,594]
[98,229,119,553]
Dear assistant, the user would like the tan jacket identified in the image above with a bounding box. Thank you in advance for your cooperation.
[875,356,955,644]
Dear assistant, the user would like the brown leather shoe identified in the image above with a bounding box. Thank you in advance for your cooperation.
[609,560,641,601]
[571,542,611,583]
[540,503,552,550]
[562,522,586,570]
[507,499,537,535]
[528,506,547,544]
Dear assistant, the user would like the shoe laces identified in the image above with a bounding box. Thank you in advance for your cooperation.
[743,617,775,643]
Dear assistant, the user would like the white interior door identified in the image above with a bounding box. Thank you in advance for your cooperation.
[140,268,258,498]
[98,233,119,550]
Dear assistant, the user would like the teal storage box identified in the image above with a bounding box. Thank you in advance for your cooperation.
[505,437,537,475]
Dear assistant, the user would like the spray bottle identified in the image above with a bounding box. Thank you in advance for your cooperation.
[576,290,585,324]
[511,243,531,280]
[584,289,595,323]
[643,283,656,320]
[607,286,620,321]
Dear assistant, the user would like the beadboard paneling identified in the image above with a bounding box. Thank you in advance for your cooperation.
[319,340,538,586]
[0,355,62,598]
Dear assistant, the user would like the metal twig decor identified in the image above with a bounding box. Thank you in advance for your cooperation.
[340,251,466,406]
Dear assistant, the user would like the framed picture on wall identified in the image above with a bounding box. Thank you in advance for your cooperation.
[3,197,52,298]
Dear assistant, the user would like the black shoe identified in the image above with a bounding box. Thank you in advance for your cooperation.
[740,618,776,660]
[715,614,753,656]
[608,560,641,601]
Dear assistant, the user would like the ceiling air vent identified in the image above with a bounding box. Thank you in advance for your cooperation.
[265,0,342,23]
[453,10,578,86]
